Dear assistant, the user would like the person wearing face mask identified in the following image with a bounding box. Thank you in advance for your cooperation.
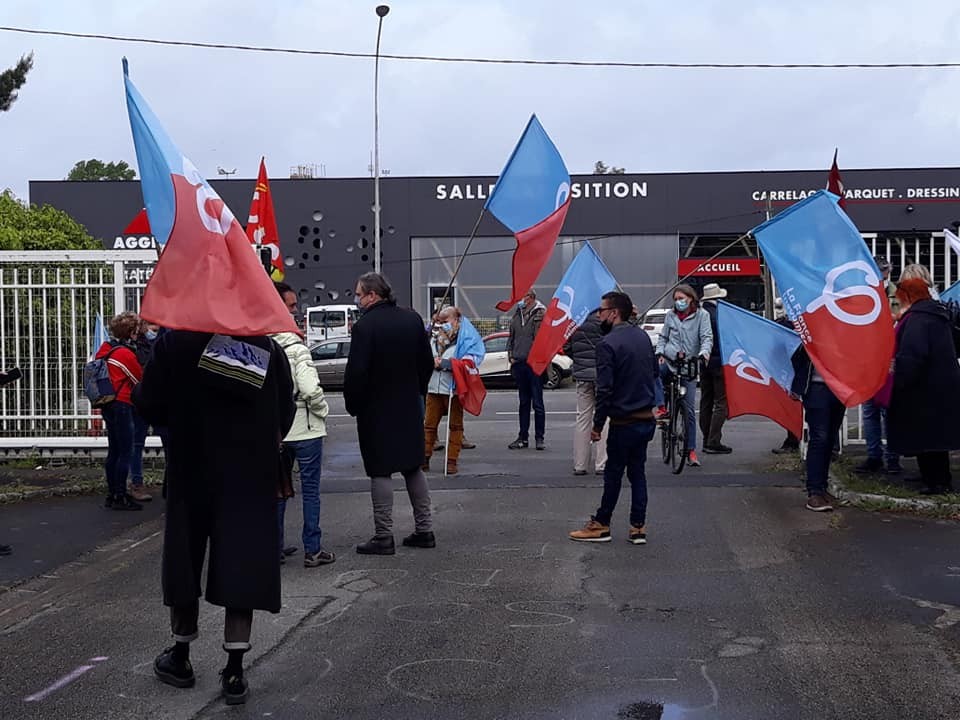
[569,291,657,544]
[129,320,162,502]
[345,272,435,555]
[507,290,547,450]
[654,284,713,468]
[421,307,485,475]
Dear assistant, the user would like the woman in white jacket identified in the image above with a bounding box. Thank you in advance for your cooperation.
[274,283,334,567]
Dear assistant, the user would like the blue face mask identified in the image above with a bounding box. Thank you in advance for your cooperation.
[675,299,689,312]
[441,322,453,334]
[145,330,158,341]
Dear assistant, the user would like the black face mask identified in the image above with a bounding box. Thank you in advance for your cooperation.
[600,319,613,335]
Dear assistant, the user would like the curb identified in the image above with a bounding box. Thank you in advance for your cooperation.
[829,479,960,517]
[0,478,163,504]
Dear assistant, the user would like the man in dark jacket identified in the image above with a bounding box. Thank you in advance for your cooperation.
[564,310,607,474]
[790,345,845,512]
[345,272,435,555]
[507,290,547,450]
[0,368,21,556]
[133,330,295,704]
[570,291,657,545]
[699,283,731,454]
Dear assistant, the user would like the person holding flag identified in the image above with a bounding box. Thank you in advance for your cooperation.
[422,307,485,475]
[245,158,285,281]
[122,60,299,705]
[507,291,547,450]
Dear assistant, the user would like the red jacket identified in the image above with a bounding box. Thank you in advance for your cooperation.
[95,342,143,405]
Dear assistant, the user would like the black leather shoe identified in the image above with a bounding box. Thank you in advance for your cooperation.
[0,544,12,556]
[703,444,733,455]
[154,647,195,688]
[508,438,528,450]
[220,669,248,705]
[356,535,396,555]
[918,484,954,496]
[402,531,436,548]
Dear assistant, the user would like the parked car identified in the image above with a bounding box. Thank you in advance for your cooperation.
[641,308,669,348]
[305,304,360,346]
[478,332,572,389]
[309,338,351,389]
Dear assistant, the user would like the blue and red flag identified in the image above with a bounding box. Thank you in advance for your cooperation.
[486,115,571,312]
[527,243,617,375]
[752,190,895,406]
[122,59,298,336]
[717,301,803,438]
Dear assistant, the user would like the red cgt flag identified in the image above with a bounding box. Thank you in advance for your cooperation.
[246,157,285,281]
[826,148,847,210]
[450,358,487,416]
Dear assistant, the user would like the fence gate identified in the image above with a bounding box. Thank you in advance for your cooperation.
[0,250,156,454]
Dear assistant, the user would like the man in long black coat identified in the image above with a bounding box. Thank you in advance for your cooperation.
[345,272,434,556]
[133,331,295,702]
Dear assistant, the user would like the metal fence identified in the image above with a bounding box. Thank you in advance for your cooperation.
[0,250,156,452]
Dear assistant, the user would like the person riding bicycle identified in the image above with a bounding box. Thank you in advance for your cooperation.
[654,284,713,467]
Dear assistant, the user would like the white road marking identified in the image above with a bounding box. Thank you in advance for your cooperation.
[23,657,107,702]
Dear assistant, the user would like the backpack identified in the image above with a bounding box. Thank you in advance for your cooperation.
[944,299,960,358]
[82,345,121,407]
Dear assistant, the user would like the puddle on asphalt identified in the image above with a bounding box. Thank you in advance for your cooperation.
[618,702,686,719]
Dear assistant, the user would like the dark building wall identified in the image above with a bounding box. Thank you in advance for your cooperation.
[30,167,960,310]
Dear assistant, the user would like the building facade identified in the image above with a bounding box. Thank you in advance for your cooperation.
[30,167,960,323]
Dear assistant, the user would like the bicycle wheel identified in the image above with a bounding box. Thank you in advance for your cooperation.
[660,389,672,464]
[670,399,687,474]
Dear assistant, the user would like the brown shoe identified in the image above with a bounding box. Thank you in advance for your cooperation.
[628,525,647,545]
[805,494,834,512]
[569,518,611,543]
[446,460,458,475]
[129,486,153,502]
[461,440,477,450]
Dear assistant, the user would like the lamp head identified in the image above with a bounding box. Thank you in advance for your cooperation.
[376,5,390,17]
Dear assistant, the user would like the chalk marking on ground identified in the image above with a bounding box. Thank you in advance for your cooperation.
[388,601,471,625]
[23,656,107,703]
[505,600,576,628]
[385,658,502,702]
[430,568,502,588]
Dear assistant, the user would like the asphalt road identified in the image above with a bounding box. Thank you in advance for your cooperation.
[1,389,959,719]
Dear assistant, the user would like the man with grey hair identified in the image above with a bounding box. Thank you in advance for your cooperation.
[345,272,436,555]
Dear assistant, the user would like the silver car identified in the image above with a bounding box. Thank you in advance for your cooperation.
[309,339,351,389]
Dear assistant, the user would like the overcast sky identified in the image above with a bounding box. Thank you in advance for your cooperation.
[2,0,960,201]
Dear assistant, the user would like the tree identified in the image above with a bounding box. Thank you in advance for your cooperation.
[593,160,625,175]
[0,191,101,250]
[66,159,137,182]
[0,53,34,112]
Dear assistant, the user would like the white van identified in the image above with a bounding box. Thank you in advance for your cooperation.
[305,305,360,345]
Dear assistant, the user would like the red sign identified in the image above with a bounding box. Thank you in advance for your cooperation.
[678,258,762,277]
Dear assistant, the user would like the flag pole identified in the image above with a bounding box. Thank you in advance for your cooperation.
[443,382,453,477]
[640,231,755,317]
[436,208,486,312]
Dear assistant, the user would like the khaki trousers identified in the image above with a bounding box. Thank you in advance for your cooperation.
[574,381,608,473]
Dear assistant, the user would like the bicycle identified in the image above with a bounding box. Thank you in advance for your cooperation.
[659,355,700,474]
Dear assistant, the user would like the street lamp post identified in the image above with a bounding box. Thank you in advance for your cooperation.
[373,4,390,274]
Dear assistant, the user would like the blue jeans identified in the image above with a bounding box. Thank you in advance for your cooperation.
[278,438,325,554]
[130,410,149,487]
[803,382,846,496]
[512,361,545,442]
[660,364,697,451]
[862,399,899,467]
[595,420,656,528]
[102,402,134,497]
